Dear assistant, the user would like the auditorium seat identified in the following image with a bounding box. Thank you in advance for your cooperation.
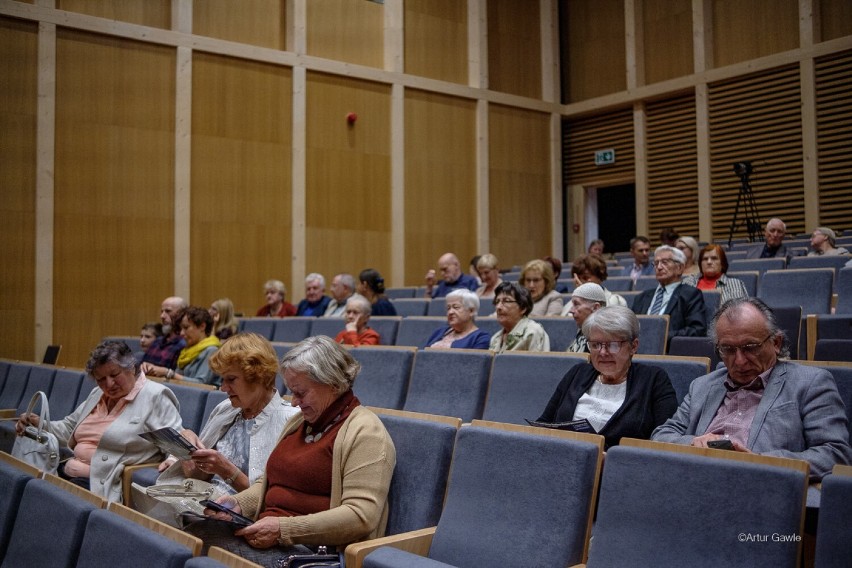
[759,269,833,315]
[804,314,852,360]
[0,363,32,412]
[390,299,429,317]
[788,256,850,290]
[702,289,721,322]
[270,317,313,343]
[361,423,603,568]
[102,336,142,353]
[0,458,35,560]
[48,369,86,418]
[729,257,787,277]
[166,382,216,434]
[635,315,669,355]
[632,354,710,404]
[604,277,633,292]
[384,287,418,300]
[395,317,445,348]
[532,317,578,352]
[426,298,447,317]
[668,336,720,370]
[814,465,852,568]
[349,346,416,410]
[402,349,493,422]
[482,352,588,425]
[813,340,852,363]
[727,270,759,296]
[633,275,658,291]
[770,306,802,360]
[836,267,852,314]
[238,318,276,340]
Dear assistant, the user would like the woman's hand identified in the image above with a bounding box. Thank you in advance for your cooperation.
[236,516,280,549]
[15,412,38,436]
[203,495,241,520]
[157,457,178,472]
[344,313,362,333]
[141,363,163,378]
[190,448,234,479]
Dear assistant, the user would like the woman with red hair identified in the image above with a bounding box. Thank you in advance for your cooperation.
[681,244,748,304]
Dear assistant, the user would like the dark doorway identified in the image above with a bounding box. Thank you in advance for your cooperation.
[597,184,636,253]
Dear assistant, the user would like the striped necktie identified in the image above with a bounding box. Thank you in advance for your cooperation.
[650,287,665,315]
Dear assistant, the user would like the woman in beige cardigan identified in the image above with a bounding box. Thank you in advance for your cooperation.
[188,335,396,567]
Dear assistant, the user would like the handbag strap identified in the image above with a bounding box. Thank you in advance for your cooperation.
[25,391,51,436]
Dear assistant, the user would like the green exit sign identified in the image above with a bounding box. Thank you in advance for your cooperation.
[595,149,616,166]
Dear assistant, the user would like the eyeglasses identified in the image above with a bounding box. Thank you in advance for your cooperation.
[716,335,773,358]
[493,298,518,306]
[588,340,629,353]
[652,259,678,267]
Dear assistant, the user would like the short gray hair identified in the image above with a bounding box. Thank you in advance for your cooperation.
[710,297,790,359]
[446,289,480,314]
[655,244,686,265]
[281,335,361,394]
[306,273,326,289]
[86,340,139,376]
[582,306,640,341]
[337,273,356,292]
[264,279,287,295]
[346,294,372,316]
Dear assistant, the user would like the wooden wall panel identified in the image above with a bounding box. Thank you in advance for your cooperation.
[712,0,799,69]
[820,0,852,43]
[193,0,286,51]
[307,0,383,68]
[487,0,541,99]
[708,65,805,241]
[191,54,292,316]
[561,0,626,103]
[815,50,852,231]
[489,105,551,267]
[563,108,635,186]
[54,30,175,368]
[646,95,699,243]
[305,73,391,287]
[643,0,692,85]
[404,90,477,285]
[404,0,467,84]
[0,17,37,361]
[57,0,171,29]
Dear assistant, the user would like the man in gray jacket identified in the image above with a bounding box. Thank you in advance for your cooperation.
[652,297,851,480]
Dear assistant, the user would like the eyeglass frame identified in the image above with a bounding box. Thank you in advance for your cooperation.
[587,340,631,353]
[715,334,775,358]
[493,297,519,306]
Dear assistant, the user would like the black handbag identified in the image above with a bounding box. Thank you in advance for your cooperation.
[277,546,341,568]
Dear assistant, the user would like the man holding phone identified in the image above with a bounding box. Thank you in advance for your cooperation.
[652,297,851,480]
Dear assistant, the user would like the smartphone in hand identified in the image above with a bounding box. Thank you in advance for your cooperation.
[707,439,735,451]
[199,499,254,527]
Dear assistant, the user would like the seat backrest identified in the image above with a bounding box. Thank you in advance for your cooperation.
[668,336,720,371]
[427,298,448,316]
[788,254,849,281]
[0,460,35,558]
[201,390,229,430]
[634,275,658,291]
[49,369,86,419]
[727,270,759,296]
[270,317,314,343]
[0,363,32,410]
[390,298,429,317]
[482,352,589,425]
[472,317,502,339]
[814,467,852,568]
[814,339,852,363]
[166,382,214,433]
[205,546,264,567]
[729,257,787,277]
[635,315,669,355]
[531,317,578,352]
[797,361,852,443]
[238,318,276,340]
[758,268,833,315]
[604,276,633,291]
[588,444,807,568]
[394,317,446,347]
[102,336,142,353]
[350,346,416,410]
[309,317,346,340]
[365,317,401,345]
[384,287,417,300]
[403,349,493,422]
[14,364,57,413]
[771,305,803,359]
[618,290,641,309]
[373,409,460,534]
[632,355,710,405]
[427,423,602,567]
[0,361,10,394]
[78,508,196,568]
[75,374,98,408]
[702,289,721,322]
[3,478,99,568]
[836,267,852,314]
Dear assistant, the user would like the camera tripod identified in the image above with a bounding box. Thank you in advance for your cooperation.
[727,161,763,247]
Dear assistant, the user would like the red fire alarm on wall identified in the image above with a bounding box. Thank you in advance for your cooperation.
[346,112,358,125]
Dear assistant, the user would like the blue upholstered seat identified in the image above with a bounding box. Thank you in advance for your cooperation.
[166,382,213,434]
[634,275,658,291]
[814,468,852,568]
[632,355,709,405]
[668,336,720,371]
[48,369,86,419]
[271,317,314,343]
[0,460,34,560]
[836,267,852,314]
[604,276,633,291]
[635,315,669,355]
[427,298,448,317]
[729,257,787,277]
[362,424,602,568]
[814,339,852,363]
[727,270,759,296]
[531,317,578,352]
[0,363,32,411]
[482,352,588,425]
[184,557,228,568]
[390,299,429,317]
[308,317,347,339]
[350,346,416,410]
[759,269,833,315]
[2,478,99,568]
[394,317,446,348]
[587,444,807,568]
[202,390,229,429]
[384,287,417,299]
[239,318,276,340]
[403,350,493,422]
[364,317,401,345]
[0,365,57,453]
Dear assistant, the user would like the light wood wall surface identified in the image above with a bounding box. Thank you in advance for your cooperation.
[404,0,467,84]
[56,0,171,29]
[820,0,852,42]
[487,0,541,99]
[307,0,383,68]
[642,0,692,85]
[712,0,799,68]
[193,0,286,51]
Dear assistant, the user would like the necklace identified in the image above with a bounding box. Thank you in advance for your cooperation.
[304,400,352,443]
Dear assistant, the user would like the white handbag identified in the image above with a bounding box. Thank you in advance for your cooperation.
[11,391,60,475]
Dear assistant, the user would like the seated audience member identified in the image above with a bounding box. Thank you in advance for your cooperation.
[139,322,163,354]
[675,236,701,276]
[424,289,491,350]
[424,252,479,298]
[567,254,627,307]
[659,227,679,247]
[808,227,850,256]
[563,283,606,353]
[187,337,396,566]
[468,255,482,284]
[588,239,605,256]
[544,256,571,293]
[334,295,380,347]
[475,253,503,300]
[490,282,550,353]
[256,280,296,318]
[323,273,356,317]
[521,259,563,316]
[629,236,654,282]
[745,218,790,260]
[296,273,332,317]
[682,244,749,304]
[143,296,188,369]
[138,333,299,524]
[17,340,182,502]
[358,268,397,316]
[652,298,852,480]
[143,306,221,386]
[631,245,707,342]
[538,306,677,449]
[210,298,238,341]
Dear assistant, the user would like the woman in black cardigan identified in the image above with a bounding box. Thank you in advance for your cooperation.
[538,306,677,449]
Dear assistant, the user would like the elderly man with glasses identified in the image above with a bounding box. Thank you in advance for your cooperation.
[652,297,851,480]
[631,245,707,343]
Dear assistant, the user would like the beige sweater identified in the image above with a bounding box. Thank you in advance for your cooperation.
[233,405,396,547]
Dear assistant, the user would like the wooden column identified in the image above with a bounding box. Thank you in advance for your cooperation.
[693,0,713,243]
[799,0,819,228]
[173,0,192,298]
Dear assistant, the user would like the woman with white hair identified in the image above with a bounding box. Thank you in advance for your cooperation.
[255,280,296,317]
[808,227,850,256]
[334,295,380,346]
[424,289,491,349]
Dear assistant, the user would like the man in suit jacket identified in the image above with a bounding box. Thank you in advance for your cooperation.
[744,217,790,260]
[652,297,852,480]
[631,245,707,340]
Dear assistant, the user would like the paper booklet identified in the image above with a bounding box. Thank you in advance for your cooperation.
[524,418,597,434]
[139,427,198,459]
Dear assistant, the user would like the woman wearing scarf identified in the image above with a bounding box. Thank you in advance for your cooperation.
[142,306,221,386]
